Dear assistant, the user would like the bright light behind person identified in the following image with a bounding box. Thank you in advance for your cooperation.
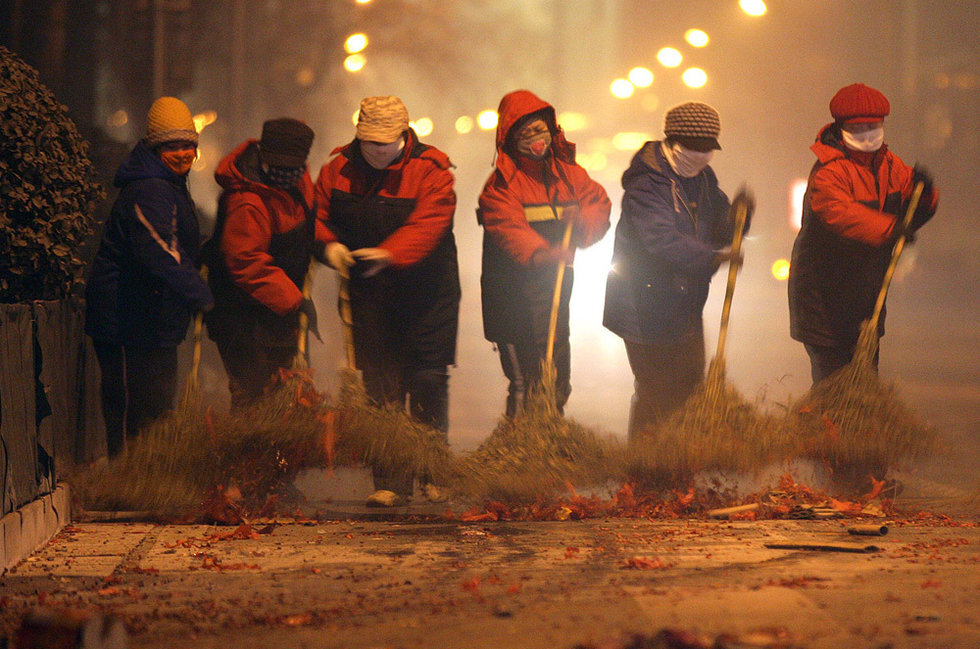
[685,29,709,47]
[610,78,634,98]
[740,0,767,16]
[454,116,473,134]
[628,67,654,87]
[771,259,791,281]
[344,33,368,54]
[657,47,682,68]
[682,68,708,88]
[477,110,498,130]
[411,117,433,137]
[344,54,366,72]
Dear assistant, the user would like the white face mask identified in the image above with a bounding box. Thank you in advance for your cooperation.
[665,142,713,177]
[841,127,884,152]
[360,137,405,169]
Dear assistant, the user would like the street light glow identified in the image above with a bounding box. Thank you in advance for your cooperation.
[740,0,767,16]
[455,116,474,134]
[558,111,589,131]
[685,29,709,47]
[477,110,498,130]
[411,117,433,137]
[345,33,368,54]
[344,54,366,72]
[610,78,634,98]
[771,259,791,281]
[657,47,682,68]
[612,132,650,151]
[682,67,708,88]
[628,67,654,88]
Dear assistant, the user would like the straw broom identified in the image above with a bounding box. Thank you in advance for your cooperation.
[451,219,621,504]
[626,190,781,490]
[788,181,936,491]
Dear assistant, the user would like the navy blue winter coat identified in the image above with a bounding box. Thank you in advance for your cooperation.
[603,141,732,344]
[85,141,213,348]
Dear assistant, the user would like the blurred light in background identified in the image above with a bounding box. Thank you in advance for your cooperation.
[455,115,474,134]
[295,66,315,87]
[771,259,790,281]
[628,67,654,88]
[558,111,589,131]
[612,132,650,151]
[344,54,366,72]
[355,0,372,4]
[610,78,634,98]
[411,117,433,137]
[477,110,498,130]
[106,109,128,128]
[640,93,660,112]
[657,47,682,68]
[192,110,217,133]
[740,0,767,16]
[576,151,608,172]
[789,178,807,230]
[344,33,368,54]
[351,109,360,126]
[685,29,709,47]
[682,67,707,88]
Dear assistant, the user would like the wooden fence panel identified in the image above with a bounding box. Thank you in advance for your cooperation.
[0,304,38,515]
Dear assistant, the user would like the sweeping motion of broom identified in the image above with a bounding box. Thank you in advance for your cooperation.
[181,264,209,408]
[851,180,925,368]
[540,216,575,417]
[293,270,314,370]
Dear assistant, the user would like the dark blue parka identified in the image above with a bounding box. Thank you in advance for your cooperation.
[603,141,732,344]
[85,141,213,348]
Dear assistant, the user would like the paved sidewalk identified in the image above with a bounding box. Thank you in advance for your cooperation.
[1,503,978,648]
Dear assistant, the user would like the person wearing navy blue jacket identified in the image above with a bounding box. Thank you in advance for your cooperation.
[85,97,213,456]
[603,102,747,438]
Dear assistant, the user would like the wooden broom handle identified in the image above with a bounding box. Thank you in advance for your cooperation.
[866,181,924,333]
[338,262,356,370]
[545,219,575,369]
[715,197,748,363]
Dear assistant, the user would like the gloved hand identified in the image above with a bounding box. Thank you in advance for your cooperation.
[352,247,393,278]
[325,242,354,270]
[731,186,755,234]
[530,245,573,268]
[713,246,743,267]
[908,165,936,234]
[298,297,321,342]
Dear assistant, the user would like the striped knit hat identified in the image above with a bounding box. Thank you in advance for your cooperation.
[664,101,721,150]
[145,96,198,147]
[356,96,409,143]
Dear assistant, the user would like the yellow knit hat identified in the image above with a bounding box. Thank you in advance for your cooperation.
[356,96,409,143]
[146,96,198,147]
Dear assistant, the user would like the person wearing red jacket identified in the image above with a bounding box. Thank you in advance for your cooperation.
[315,96,459,504]
[478,90,611,417]
[204,118,319,408]
[789,83,939,385]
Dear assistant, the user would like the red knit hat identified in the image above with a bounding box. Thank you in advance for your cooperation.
[829,83,890,124]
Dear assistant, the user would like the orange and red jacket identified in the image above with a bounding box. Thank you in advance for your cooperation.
[477,90,611,265]
[211,139,316,316]
[313,130,456,269]
[789,123,939,347]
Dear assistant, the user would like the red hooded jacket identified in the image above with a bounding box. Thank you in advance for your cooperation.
[211,140,316,316]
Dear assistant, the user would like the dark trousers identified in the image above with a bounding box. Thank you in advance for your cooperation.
[93,341,178,457]
[497,337,571,418]
[623,323,705,439]
[804,342,879,386]
[214,336,297,410]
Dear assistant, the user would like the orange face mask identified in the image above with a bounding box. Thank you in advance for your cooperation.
[159,145,196,176]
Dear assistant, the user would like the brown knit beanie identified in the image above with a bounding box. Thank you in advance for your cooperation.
[356,96,410,143]
[259,118,315,167]
[145,96,198,147]
[663,101,721,150]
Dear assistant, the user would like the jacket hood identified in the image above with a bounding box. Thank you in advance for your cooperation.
[622,140,673,189]
[215,139,314,201]
[492,90,576,173]
[114,140,184,187]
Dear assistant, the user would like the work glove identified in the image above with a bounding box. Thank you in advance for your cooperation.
[530,245,573,268]
[731,186,755,234]
[351,247,393,278]
[325,242,354,270]
[298,297,321,342]
[908,165,936,233]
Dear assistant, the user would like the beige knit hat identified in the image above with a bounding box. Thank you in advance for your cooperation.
[356,96,409,143]
[146,96,199,147]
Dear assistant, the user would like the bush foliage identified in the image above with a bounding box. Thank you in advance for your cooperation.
[0,46,103,303]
